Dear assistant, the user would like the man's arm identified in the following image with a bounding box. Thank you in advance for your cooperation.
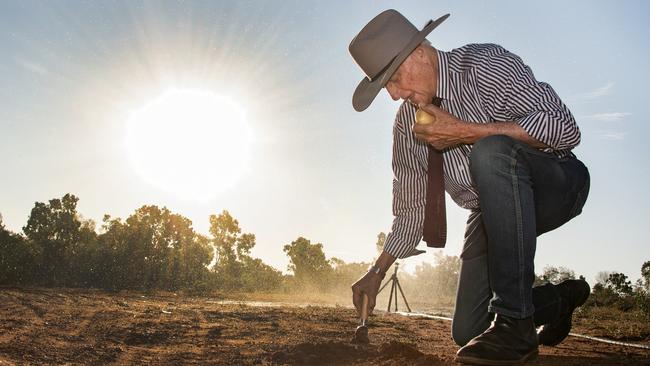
[412,104,548,150]
[351,102,425,316]
[414,48,579,151]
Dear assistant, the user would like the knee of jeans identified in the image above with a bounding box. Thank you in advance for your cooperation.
[451,320,475,347]
[469,135,517,178]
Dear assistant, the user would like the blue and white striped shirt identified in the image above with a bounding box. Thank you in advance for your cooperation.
[383,44,581,259]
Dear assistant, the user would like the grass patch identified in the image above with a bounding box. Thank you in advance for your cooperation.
[574,306,650,342]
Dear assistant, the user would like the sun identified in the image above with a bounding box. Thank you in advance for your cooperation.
[125,89,251,201]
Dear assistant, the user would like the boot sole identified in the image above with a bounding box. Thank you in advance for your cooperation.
[456,348,538,365]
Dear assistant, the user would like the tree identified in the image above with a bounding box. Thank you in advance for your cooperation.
[22,194,96,286]
[540,266,576,284]
[175,232,213,293]
[209,210,244,290]
[208,210,277,291]
[283,237,332,290]
[73,218,100,287]
[240,256,283,292]
[595,271,612,286]
[95,215,130,290]
[93,207,212,292]
[376,232,386,254]
[411,252,460,303]
[120,205,211,291]
[330,258,370,292]
[209,210,241,269]
[606,272,633,296]
[636,261,650,318]
[0,216,39,285]
[588,282,620,308]
[641,261,650,291]
[237,233,256,261]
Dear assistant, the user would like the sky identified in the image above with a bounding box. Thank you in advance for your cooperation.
[1,0,649,285]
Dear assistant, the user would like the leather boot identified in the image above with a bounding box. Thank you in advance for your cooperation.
[456,314,538,365]
[537,279,590,346]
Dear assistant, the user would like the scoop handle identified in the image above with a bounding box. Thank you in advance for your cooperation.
[361,293,369,322]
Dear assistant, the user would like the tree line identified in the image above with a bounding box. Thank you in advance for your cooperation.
[1,193,648,317]
[0,193,374,294]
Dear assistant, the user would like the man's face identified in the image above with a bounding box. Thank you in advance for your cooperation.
[384,47,436,106]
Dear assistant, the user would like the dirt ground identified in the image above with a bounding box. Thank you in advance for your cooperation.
[0,288,648,365]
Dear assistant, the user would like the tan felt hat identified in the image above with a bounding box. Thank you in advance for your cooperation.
[349,10,449,111]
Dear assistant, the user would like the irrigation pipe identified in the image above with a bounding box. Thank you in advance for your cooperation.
[395,311,650,350]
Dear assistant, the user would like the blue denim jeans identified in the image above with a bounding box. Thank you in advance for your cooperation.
[451,135,590,346]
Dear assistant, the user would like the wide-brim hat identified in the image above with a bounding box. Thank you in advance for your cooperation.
[349,10,450,112]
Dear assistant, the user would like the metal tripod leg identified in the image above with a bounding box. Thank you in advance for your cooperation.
[396,278,412,312]
[387,276,395,312]
[377,263,411,313]
[378,278,391,293]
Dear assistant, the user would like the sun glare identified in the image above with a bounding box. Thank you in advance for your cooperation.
[125,90,251,201]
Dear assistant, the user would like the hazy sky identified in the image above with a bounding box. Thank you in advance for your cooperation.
[1,1,648,285]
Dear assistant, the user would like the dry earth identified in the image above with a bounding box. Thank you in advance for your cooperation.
[0,288,648,365]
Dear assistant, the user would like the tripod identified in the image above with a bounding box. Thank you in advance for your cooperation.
[377,262,411,312]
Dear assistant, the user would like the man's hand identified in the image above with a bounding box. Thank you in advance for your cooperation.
[412,103,470,150]
[351,270,384,317]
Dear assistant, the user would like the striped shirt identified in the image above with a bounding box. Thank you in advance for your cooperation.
[383,43,581,259]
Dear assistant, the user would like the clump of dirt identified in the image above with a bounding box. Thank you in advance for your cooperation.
[270,341,369,365]
[206,326,222,339]
[269,340,445,365]
[377,341,422,359]
[104,321,173,346]
[123,328,171,345]
[376,341,446,366]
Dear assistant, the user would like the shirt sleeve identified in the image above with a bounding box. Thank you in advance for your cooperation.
[475,47,581,152]
[383,103,428,259]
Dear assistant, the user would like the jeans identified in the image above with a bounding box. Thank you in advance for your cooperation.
[451,135,590,346]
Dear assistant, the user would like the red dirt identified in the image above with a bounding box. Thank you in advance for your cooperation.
[0,287,648,365]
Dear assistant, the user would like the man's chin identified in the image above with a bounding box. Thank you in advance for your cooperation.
[408,96,430,106]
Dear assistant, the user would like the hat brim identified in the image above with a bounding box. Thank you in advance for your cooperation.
[352,13,450,112]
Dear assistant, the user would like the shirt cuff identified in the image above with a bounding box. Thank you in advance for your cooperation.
[383,234,427,259]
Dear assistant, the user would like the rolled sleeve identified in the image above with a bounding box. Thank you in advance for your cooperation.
[518,106,580,151]
[383,103,428,259]
[476,49,581,152]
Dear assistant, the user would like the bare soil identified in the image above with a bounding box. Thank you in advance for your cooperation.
[0,287,648,365]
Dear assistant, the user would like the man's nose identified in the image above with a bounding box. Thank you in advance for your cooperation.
[385,84,400,101]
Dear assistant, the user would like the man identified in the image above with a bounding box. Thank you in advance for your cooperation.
[348,10,591,365]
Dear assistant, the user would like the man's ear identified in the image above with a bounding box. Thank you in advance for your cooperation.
[413,46,427,60]
[414,45,434,66]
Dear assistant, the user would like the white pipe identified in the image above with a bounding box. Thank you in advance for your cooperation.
[394,311,650,350]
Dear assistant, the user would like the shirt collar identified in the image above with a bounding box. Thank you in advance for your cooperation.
[436,49,454,101]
